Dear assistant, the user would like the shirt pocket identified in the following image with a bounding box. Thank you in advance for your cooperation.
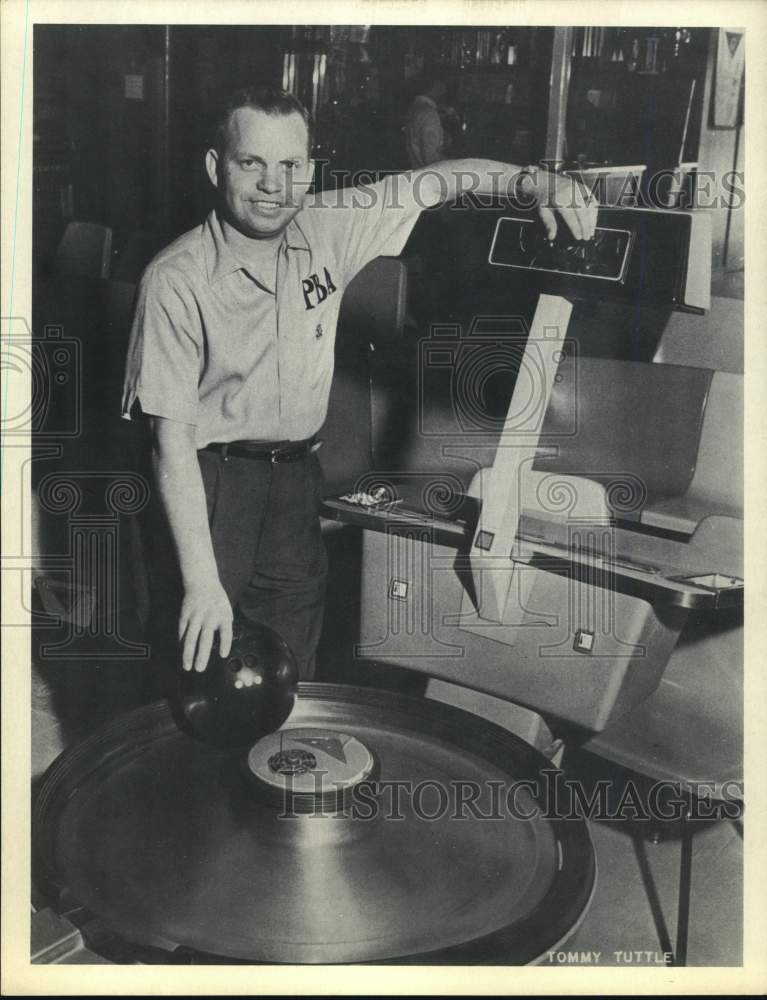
[305,295,341,358]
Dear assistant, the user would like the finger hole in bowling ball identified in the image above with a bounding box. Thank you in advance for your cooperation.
[171,620,298,750]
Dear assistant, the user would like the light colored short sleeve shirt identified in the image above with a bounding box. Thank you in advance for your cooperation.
[122,174,425,448]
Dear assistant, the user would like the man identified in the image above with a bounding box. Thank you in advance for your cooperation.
[122,85,596,679]
[404,76,448,168]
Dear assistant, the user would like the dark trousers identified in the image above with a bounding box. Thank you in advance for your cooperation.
[145,449,327,682]
[198,448,328,679]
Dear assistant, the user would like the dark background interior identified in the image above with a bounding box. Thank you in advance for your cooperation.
[34,24,741,274]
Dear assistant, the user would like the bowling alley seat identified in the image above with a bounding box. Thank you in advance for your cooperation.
[364,346,742,535]
[533,355,743,532]
[321,248,742,537]
[54,221,113,280]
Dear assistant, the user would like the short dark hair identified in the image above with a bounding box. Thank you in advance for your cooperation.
[213,85,314,155]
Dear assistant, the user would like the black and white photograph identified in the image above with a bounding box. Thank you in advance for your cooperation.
[1,1,763,992]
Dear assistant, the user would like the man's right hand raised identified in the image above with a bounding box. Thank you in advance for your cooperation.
[179,579,233,672]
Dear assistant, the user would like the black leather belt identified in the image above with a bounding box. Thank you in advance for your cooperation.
[203,437,319,464]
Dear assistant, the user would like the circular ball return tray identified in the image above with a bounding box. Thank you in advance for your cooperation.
[33,683,595,964]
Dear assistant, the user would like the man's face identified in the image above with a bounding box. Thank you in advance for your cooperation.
[205,107,314,240]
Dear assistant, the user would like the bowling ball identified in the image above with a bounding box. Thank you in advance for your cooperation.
[172,619,298,749]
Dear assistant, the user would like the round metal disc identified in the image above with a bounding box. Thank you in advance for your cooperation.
[33,684,595,964]
[247,727,377,813]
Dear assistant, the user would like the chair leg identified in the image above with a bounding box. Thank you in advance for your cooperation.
[632,832,674,959]
[674,810,694,966]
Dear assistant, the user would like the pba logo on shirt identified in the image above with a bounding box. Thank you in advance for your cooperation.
[302,267,337,311]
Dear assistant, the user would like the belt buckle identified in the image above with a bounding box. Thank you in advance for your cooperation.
[270,446,280,464]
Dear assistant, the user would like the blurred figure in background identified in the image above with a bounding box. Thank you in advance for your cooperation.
[404,75,448,167]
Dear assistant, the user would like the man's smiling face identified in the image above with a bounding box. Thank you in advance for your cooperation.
[205,107,314,240]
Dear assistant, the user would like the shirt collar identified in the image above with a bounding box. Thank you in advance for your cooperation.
[286,216,311,252]
[203,209,310,285]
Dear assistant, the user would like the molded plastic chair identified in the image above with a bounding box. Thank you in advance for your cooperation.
[54,221,113,280]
